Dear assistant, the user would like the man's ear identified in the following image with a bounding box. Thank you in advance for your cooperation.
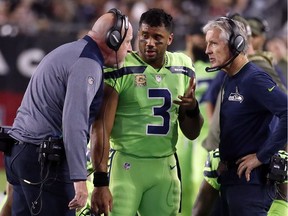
[167,33,174,46]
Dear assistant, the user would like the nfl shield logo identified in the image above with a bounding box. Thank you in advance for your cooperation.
[156,75,162,82]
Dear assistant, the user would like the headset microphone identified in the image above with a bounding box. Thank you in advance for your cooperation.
[205,52,239,72]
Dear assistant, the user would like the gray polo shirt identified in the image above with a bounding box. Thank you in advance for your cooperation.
[9,35,104,180]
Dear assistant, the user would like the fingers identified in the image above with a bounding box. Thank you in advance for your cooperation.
[188,77,196,88]
[236,158,244,165]
[236,154,260,182]
[173,93,196,107]
[245,169,251,182]
[190,77,196,90]
[173,78,197,107]
[185,77,196,97]
[91,198,111,215]
[177,95,194,105]
[68,194,88,210]
[237,163,244,178]
[91,204,110,216]
[90,210,103,216]
[69,181,88,211]
[237,162,251,182]
[91,187,113,215]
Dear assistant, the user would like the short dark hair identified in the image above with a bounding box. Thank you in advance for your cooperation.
[139,8,173,33]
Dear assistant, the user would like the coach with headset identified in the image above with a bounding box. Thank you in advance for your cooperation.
[203,17,287,215]
[4,8,133,216]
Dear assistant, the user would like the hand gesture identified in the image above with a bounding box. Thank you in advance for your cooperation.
[173,77,197,109]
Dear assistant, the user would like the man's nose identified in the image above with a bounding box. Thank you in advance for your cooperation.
[205,45,211,54]
[146,37,156,46]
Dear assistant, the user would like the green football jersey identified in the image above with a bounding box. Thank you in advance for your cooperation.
[104,51,194,158]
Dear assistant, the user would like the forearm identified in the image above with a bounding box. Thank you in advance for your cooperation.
[179,102,204,140]
[257,114,288,164]
[90,84,118,172]
[90,120,110,188]
[90,120,109,172]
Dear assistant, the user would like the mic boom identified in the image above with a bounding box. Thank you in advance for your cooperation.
[205,65,221,73]
[205,53,239,72]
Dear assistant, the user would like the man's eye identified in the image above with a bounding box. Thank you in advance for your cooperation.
[210,42,217,47]
[155,36,161,41]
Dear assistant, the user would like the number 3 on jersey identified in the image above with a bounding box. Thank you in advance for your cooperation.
[147,88,172,135]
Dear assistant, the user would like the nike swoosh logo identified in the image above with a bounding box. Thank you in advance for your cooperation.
[268,86,276,92]
[169,165,176,170]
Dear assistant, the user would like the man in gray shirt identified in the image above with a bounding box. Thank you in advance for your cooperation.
[4,8,133,216]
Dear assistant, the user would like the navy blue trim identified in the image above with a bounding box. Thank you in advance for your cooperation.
[104,66,147,79]
[107,149,116,179]
[174,153,182,213]
[104,66,195,80]
[81,35,104,67]
[166,66,195,78]
[205,161,212,168]
[204,170,219,178]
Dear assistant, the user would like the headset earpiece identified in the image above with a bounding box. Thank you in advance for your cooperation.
[106,8,128,51]
[226,18,245,55]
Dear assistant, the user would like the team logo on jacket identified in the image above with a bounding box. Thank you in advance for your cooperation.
[88,76,94,85]
[134,75,146,87]
[228,93,244,103]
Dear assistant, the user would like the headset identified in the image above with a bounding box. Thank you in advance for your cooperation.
[106,8,129,51]
[226,17,245,55]
[205,17,245,72]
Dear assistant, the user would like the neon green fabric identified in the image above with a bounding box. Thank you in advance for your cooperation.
[268,199,288,216]
[109,151,180,216]
[104,51,194,158]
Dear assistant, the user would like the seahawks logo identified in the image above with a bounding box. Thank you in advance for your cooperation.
[228,93,244,103]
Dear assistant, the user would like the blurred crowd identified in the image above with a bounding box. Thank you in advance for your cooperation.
[0,0,287,51]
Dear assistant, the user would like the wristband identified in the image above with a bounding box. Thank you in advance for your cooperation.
[185,101,200,118]
[93,172,109,187]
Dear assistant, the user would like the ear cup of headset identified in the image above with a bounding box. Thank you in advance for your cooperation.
[230,34,245,54]
[107,30,121,50]
[106,8,125,51]
[227,18,245,54]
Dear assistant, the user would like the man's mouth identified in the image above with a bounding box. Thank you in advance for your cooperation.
[209,57,215,64]
[146,50,156,57]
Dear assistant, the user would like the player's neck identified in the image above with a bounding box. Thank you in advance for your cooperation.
[152,55,167,70]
